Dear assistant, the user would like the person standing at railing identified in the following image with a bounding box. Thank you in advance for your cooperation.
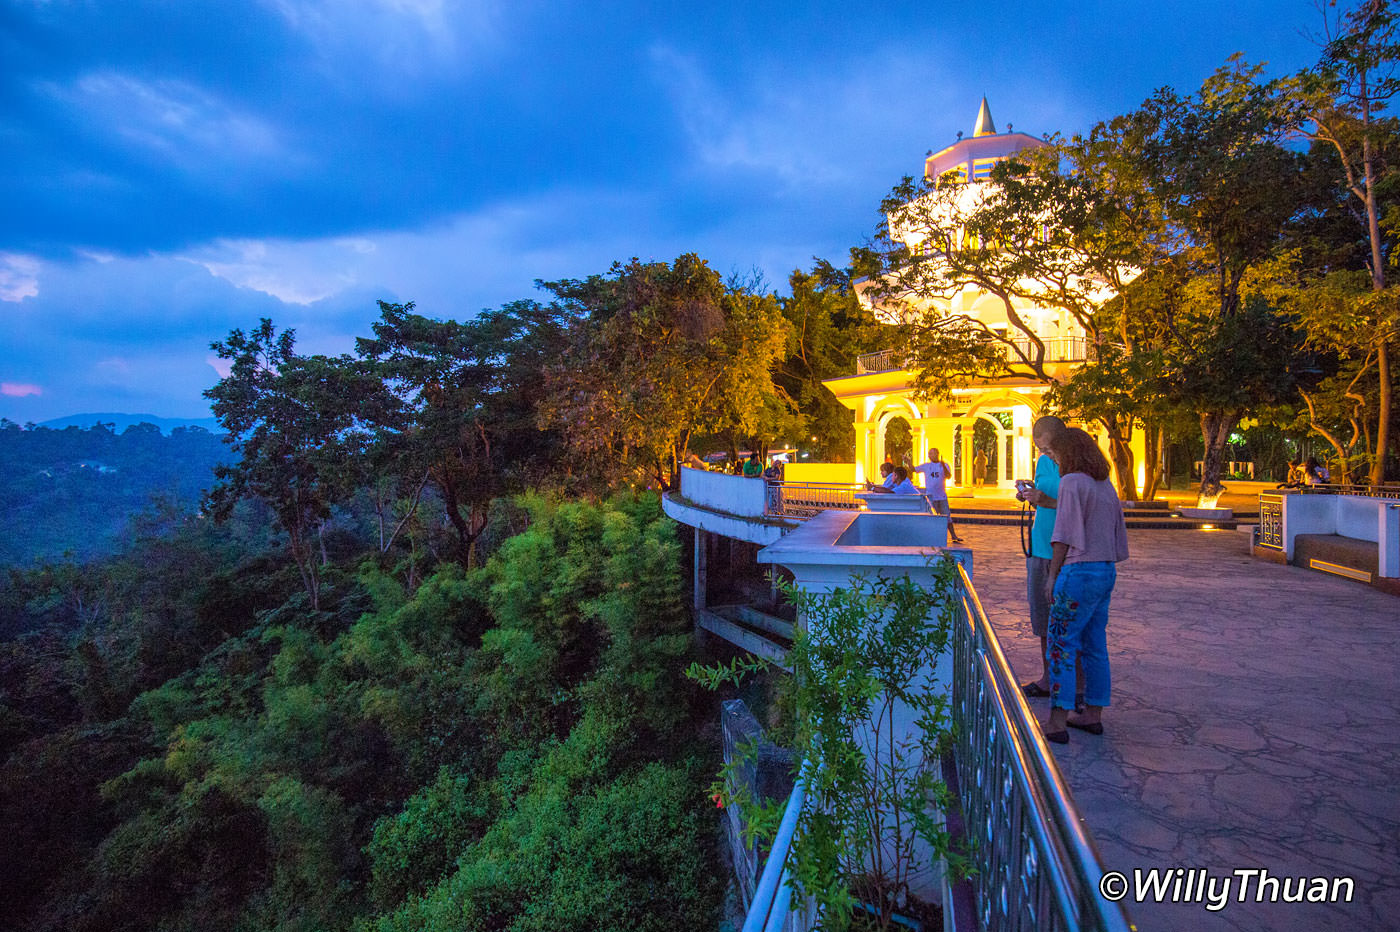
[914,447,964,543]
[743,451,763,477]
[1016,416,1068,702]
[1040,427,1129,745]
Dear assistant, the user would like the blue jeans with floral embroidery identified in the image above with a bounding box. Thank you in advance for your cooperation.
[1048,561,1116,712]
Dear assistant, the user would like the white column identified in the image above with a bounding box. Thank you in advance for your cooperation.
[693,527,707,611]
[1381,504,1399,579]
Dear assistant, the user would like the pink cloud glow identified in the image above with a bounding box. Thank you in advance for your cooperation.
[1,382,44,397]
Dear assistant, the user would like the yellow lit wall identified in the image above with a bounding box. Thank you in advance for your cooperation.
[784,462,858,484]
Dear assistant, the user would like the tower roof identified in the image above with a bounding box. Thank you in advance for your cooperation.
[972,97,996,137]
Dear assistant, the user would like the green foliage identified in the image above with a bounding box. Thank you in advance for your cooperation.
[2,492,721,932]
[689,561,963,931]
[538,254,795,488]
[366,767,490,909]
[0,421,232,567]
[773,264,888,460]
[367,759,718,932]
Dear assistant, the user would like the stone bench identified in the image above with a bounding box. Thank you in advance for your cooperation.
[1256,493,1400,594]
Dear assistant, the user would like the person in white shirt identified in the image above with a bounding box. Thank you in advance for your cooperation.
[913,447,963,543]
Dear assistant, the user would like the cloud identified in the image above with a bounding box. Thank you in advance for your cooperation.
[2,383,43,398]
[648,44,965,191]
[260,0,511,75]
[177,239,364,306]
[0,253,41,302]
[43,72,294,175]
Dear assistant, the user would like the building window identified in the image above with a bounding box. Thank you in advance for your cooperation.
[940,165,968,184]
[972,157,999,180]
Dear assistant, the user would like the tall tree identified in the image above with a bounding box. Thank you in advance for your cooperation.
[773,261,887,461]
[357,299,568,566]
[1135,59,1308,503]
[1299,0,1400,482]
[538,255,793,490]
[205,321,377,608]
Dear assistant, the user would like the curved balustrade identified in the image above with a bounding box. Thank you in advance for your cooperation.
[739,564,1135,932]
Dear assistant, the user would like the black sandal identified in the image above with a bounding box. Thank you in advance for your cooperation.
[1021,681,1051,698]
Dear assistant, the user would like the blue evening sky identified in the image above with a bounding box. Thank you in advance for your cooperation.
[2,0,1322,422]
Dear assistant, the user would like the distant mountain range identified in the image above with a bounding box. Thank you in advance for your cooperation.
[1,418,232,565]
[37,413,223,434]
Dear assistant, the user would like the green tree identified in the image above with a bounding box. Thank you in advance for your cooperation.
[356,299,568,566]
[538,255,794,490]
[1132,59,1308,502]
[774,262,887,460]
[206,321,379,608]
[1298,0,1400,482]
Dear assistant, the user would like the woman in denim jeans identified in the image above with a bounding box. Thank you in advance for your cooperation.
[1040,428,1130,745]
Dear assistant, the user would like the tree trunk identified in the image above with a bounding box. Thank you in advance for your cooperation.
[1101,416,1138,501]
[1372,339,1391,485]
[1142,422,1165,501]
[1197,412,1240,506]
[436,471,478,567]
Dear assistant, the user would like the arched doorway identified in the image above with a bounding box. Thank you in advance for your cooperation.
[961,396,1038,488]
[884,416,912,469]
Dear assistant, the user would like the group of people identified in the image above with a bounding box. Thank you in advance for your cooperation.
[717,426,1131,744]
[1278,456,1331,489]
[864,449,964,544]
[1015,416,1130,745]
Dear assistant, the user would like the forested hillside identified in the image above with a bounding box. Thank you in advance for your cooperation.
[0,494,720,931]
[0,255,879,931]
[0,421,230,566]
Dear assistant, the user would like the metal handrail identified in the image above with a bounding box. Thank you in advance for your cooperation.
[1006,335,1090,363]
[951,563,1135,932]
[764,480,865,519]
[742,763,813,932]
[856,348,904,374]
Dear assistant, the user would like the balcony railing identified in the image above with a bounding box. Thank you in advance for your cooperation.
[950,562,1135,932]
[855,336,1089,376]
[740,563,1135,932]
[1007,335,1091,363]
[764,481,863,518]
[855,348,904,374]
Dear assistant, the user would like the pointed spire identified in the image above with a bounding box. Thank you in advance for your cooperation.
[972,96,997,137]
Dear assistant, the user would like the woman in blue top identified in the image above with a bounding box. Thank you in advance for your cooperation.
[888,465,920,494]
[1017,416,1065,700]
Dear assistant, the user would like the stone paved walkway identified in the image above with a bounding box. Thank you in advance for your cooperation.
[957,524,1400,932]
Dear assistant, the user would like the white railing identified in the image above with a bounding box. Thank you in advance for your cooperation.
[855,348,903,374]
[679,466,769,517]
[1007,335,1090,363]
[764,481,863,518]
[856,335,1088,377]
